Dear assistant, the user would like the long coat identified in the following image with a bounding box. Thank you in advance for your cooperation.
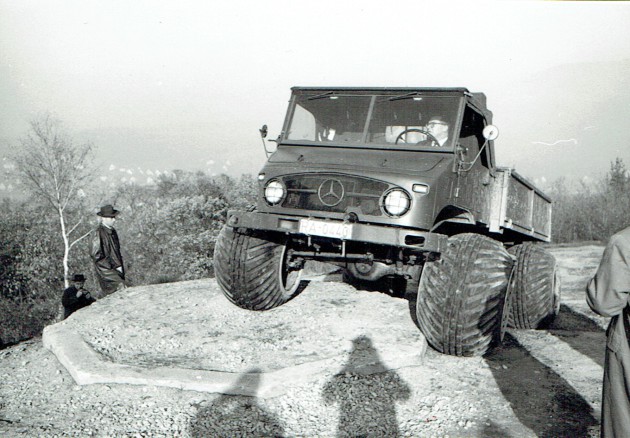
[587,226,630,438]
[90,224,125,296]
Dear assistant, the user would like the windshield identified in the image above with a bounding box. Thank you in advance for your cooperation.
[284,92,461,149]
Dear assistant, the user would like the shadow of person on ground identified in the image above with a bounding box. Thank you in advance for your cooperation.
[545,304,606,367]
[485,332,598,437]
[188,368,284,438]
[322,335,411,436]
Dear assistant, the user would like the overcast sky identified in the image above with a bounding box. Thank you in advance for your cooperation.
[1,0,630,186]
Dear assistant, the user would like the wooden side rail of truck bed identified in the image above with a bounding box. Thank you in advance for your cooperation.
[489,167,552,242]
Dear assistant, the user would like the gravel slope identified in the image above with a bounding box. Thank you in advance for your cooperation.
[0,245,605,437]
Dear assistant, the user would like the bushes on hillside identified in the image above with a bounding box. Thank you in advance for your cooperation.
[549,158,630,243]
[0,171,257,346]
[0,205,67,346]
[113,171,255,285]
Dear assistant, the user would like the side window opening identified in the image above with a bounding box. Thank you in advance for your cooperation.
[459,106,489,169]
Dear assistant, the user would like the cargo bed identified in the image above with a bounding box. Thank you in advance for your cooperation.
[489,167,552,242]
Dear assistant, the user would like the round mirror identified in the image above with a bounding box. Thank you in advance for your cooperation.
[482,125,499,141]
[259,124,268,139]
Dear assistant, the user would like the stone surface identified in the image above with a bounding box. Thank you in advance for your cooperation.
[43,273,427,396]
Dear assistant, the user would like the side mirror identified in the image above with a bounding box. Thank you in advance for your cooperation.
[482,125,499,141]
[457,126,497,174]
[259,124,277,158]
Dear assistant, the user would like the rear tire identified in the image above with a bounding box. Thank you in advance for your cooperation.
[416,233,514,356]
[507,243,561,329]
[214,226,303,310]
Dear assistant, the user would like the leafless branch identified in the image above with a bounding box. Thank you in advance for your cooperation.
[69,230,92,249]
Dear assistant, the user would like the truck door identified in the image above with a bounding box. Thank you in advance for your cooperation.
[453,105,493,225]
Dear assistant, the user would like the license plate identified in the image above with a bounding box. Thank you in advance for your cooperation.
[299,219,353,240]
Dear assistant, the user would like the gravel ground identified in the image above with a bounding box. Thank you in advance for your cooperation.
[1,336,525,437]
[0,245,605,437]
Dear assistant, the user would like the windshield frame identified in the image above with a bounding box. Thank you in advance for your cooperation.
[280,89,466,152]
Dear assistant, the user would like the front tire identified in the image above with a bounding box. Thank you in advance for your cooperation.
[214,226,303,310]
[507,243,561,329]
[416,233,514,356]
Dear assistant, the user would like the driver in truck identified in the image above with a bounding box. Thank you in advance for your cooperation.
[424,116,449,147]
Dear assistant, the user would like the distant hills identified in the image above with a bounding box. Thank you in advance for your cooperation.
[2,59,630,199]
[495,59,630,184]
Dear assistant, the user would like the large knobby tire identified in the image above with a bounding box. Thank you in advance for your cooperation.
[416,233,514,357]
[507,243,561,329]
[213,225,303,310]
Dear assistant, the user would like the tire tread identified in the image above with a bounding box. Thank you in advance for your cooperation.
[416,233,513,356]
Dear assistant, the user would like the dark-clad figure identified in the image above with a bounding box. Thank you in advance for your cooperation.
[62,274,95,319]
[587,226,630,438]
[91,204,126,296]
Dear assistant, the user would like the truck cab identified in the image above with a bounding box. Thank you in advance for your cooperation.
[215,87,558,357]
[258,87,494,234]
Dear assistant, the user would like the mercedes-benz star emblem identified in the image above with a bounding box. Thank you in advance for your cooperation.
[318,179,345,207]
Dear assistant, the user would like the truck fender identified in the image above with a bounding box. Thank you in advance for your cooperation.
[430,206,475,232]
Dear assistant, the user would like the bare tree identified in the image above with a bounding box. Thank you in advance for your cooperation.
[14,114,96,287]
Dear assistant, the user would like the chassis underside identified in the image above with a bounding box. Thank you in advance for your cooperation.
[242,228,432,283]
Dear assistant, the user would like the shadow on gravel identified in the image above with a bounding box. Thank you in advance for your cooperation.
[481,420,513,437]
[485,332,598,437]
[322,335,411,437]
[545,304,606,368]
[342,273,410,299]
[188,369,285,438]
[340,274,421,330]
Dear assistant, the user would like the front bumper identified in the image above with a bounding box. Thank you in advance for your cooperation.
[226,210,447,254]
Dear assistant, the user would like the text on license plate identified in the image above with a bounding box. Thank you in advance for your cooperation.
[298,219,353,240]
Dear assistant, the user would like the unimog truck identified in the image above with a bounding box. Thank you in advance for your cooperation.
[214,87,560,357]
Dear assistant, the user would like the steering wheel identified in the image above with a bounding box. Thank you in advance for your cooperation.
[395,128,441,146]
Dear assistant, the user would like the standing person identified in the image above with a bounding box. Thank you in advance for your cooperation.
[91,204,126,296]
[586,226,630,437]
[61,274,95,319]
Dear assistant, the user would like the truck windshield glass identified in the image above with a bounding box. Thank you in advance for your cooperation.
[285,93,460,149]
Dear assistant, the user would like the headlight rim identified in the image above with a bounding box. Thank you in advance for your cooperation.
[263,179,286,205]
[381,188,412,217]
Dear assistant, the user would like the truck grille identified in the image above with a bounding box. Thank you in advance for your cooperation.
[280,174,389,216]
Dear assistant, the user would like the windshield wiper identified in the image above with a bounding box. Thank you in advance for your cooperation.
[388,92,424,101]
[307,91,336,101]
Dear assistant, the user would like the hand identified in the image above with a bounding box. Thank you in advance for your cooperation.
[76,290,83,298]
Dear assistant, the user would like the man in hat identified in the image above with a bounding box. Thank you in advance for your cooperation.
[90,204,126,296]
[62,274,95,319]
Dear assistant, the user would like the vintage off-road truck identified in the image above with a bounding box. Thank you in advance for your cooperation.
[214,87,560,356]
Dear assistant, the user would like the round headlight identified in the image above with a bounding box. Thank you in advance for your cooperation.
[382,189,411,217]
[264,180,285,205]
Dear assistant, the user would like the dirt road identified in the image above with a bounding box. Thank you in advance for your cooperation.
[0,244,607,437]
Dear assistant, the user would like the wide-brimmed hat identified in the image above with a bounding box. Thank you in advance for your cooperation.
[97,204,119,218]
[71,274,86,282]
